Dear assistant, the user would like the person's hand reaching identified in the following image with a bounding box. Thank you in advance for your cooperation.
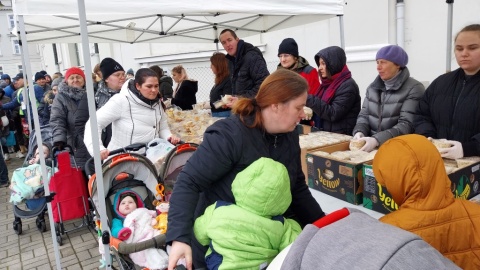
[359,137,378,152]
[439,140,464,159]
[353,132,364,140]
[168,135,181,145]
[168,241,192,270]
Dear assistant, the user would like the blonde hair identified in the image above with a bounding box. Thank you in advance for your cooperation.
[171,65,189,82]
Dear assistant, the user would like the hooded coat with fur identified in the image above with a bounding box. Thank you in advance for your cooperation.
[375,134,480,270]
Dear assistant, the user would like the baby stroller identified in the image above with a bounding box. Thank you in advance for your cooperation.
[11,125,54,235]
[158,142,198,201]
[23,124,53,166]
[87,143,167,270]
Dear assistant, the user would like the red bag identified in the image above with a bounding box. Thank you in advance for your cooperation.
[21,117,29,139]
[49,151,89,223]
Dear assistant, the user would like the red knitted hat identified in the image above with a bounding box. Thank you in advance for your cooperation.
[64,67,85,81]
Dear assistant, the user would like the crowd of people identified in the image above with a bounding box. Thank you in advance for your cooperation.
[0,24,479,270]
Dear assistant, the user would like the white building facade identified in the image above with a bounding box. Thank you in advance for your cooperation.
[38,0,480,102]
[0,0,42,77]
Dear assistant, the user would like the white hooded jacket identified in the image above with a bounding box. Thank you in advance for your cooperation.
[84,79,172,155]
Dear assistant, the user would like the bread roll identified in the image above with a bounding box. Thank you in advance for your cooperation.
[456,156,480,168]
[349,139,366,151]
[431,139,453,149]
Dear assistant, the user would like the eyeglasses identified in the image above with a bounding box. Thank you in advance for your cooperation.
[278,54,292,59]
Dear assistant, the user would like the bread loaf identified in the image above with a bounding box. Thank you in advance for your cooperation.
[349,139,366,151]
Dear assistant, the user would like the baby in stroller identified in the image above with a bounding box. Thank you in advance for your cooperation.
[10,142,53,234]
[111,188,169,269]
[28,143,51,165]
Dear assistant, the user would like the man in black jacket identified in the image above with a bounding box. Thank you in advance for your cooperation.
[219,29,269,100]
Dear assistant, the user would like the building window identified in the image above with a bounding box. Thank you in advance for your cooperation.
[12,40,21,55]
[18,65,23,74]
[7,14,15,30]
[0,66,3,76]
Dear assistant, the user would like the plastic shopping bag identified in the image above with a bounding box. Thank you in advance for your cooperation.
[146,138,175,164]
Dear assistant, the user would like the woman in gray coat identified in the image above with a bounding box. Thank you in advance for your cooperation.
[50,67,87,168]
[352,45,425,152]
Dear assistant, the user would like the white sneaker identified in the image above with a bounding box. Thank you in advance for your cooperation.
[16,151,25,159]
[4,154,10,161]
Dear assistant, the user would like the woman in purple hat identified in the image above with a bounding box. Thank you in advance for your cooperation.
[352,45,425,152]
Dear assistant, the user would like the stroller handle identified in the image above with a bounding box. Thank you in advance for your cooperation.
[84,143,147,176]
[109,143,147,155]
[51,144,78,168]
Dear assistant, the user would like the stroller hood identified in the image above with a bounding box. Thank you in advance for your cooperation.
[113,188,145,220]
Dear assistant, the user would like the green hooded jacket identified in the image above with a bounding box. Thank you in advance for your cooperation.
[194,157,302,270]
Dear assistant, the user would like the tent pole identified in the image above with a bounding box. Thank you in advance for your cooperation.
[338,15,345,49]
[19,50,32,134]
[214,26,219,51]
[77,0,112,268]
[446,0,454,73]
[18,15,63,270]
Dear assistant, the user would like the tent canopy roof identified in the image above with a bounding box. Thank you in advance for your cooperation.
[13,0,344,43]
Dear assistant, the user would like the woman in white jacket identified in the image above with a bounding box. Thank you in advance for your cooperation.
[84,68,180,160]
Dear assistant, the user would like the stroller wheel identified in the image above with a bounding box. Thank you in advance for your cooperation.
[56,234,63,246]
[36,219,47,232]
[54,223,63,246]
[13,220,22,235]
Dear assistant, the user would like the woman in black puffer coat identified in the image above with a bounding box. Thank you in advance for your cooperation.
[306,46,361,135]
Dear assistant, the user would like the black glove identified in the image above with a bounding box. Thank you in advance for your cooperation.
[53,141,65,151]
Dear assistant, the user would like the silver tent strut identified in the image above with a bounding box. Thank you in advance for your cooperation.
[446,0,454,73]
[77,0,112,268]
[19,56,32,134]
[18,15,63,270]
[338,15,345,49]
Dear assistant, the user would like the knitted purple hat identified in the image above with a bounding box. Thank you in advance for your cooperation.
[376,45,408,67]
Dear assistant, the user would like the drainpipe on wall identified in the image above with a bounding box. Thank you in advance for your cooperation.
[388,0,396,44]
[446,0,454,72]
[396,0,405,48]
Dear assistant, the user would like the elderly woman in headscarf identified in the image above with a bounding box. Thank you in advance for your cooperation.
[50,67,87,168]
[305,46,361,135]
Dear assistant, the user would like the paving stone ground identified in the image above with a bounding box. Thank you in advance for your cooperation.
[0,157,103,270]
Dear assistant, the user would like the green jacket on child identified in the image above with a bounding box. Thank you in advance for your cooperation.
[194,157,302,270]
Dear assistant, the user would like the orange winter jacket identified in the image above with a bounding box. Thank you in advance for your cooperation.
[373,134,480,270]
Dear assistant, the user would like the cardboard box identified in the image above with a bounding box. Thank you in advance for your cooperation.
[362,163,398,214]
[449,162,480,200]
[363,161,480,214]
[306,142,370,205]
[299,127,353,183]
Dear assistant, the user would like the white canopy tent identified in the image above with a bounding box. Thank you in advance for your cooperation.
[14,0,344,44]
[13,1,344,269]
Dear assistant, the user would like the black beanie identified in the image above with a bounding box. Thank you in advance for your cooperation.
[278,38,299,57]
[100,57,124,80]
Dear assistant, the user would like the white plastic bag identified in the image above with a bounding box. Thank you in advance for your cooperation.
[1,115,9,127]
[146,138,174,164]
